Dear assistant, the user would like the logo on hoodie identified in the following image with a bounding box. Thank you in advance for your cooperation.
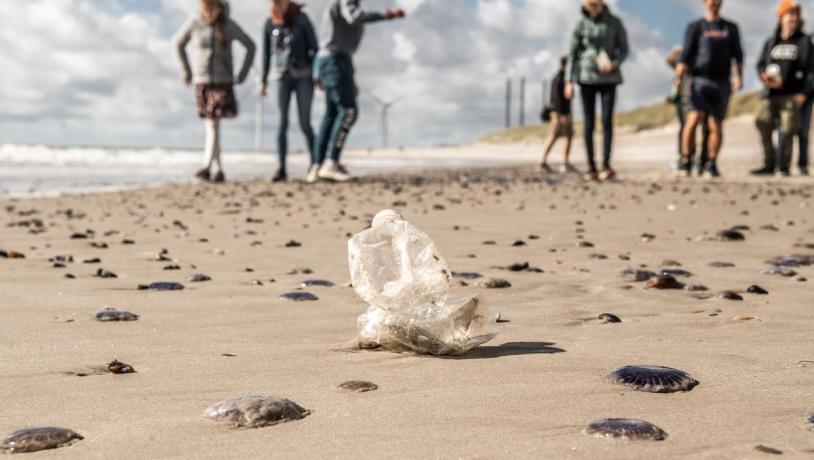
[771,44,799,61]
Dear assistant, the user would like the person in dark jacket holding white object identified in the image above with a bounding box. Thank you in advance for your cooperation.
[175,0,256,184]
[540,57,575,174]
[752,1,813,177]
[261,0,319,183]
[565,0,629,183]
[675,0,743,179]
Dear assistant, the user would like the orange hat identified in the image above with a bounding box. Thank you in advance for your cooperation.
[778,0,800,18]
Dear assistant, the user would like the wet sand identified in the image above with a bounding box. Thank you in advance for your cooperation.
[1,120,814,458]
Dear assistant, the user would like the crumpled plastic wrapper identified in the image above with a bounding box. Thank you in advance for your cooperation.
[348,210,498,355]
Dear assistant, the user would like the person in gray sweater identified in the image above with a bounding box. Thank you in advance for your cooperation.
[310,0,405,183]
[175,0,255,183]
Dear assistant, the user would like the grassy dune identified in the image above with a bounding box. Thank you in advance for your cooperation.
[480,91,762,144]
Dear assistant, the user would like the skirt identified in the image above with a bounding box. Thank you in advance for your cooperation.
[195,83,238,119]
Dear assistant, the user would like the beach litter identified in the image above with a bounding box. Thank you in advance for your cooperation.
[348,210,498,356]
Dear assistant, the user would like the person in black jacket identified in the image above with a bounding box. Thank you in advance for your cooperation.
[674,0,744,179]
[540,57,575,174]
[260,0,319,183]
[751,1,813,176]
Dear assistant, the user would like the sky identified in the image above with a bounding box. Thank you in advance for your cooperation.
[1,0,811,151]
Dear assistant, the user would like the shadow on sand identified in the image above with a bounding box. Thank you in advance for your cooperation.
[451,341,566,360]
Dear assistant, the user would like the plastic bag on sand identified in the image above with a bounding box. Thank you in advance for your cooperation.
[348,210,498,355]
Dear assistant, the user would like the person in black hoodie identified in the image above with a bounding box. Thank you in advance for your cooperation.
[752,1,814,176]
[261,0,319,183]
[540,57,575,174]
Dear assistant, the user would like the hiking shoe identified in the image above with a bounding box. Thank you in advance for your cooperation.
[704,161,721,179]
[195,168,211,182]
[598,168,617,181]
[212,171,226,183]
[750,166,775,176]
[318,160,351,182]
[306,164,320,183]
[271,169,288,183]
[540,163,554,174]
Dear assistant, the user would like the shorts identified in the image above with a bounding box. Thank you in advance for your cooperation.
[195,83,238,119]
[553,114,573,137]
[688,77,731,121]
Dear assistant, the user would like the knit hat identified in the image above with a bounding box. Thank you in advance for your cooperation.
[778,0,800,18]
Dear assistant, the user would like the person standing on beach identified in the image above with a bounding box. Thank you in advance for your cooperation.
[674,0,743,179]
[540,56,575,174]
[666,46,710,174]
[565,0,629,183]
[175,0,256,183]
[261,0,319,183]
[752,1,813,177]
[310,0,405,183]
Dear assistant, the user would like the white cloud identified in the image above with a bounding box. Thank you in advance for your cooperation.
[1,0,804,151]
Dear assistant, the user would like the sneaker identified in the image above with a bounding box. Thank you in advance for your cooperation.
[271,169,288,183]
[583,171,599,182]
[697,161,707,177]
[780,169,791,177]
[540,163,554,174]
[598,168,617,181]
[318,160,351,182]
[704,161,721,179]
[750,166,775,176]
[195,168,211,182]
[678,157,693,177]
[212,171,226,183]
[337,163,350,175]
[801,167,809,176]
[306,165,320,183]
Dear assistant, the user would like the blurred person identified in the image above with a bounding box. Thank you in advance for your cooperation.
[175,0,256,183]
[674,0,744,179]
[752,0,812,177]
[540,56,576,174]
[311,0,405,183]
[666,46,710,175]
[565,0,629,182]
[261,0,319,183]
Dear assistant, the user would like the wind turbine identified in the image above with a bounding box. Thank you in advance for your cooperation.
[369,93,401,149]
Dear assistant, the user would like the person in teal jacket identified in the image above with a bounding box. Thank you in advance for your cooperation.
[565,0,629,182]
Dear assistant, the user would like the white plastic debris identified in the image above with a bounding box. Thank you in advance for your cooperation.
[348,210,498,355]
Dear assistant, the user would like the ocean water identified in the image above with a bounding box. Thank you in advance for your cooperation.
[0,144,495,197]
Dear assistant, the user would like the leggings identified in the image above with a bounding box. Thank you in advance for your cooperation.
[580,84,617,172]
[204,119,222,173]
[314,54,358,164]
[277,75,315,172]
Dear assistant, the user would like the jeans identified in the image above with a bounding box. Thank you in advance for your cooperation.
[314,54,358,165]
[757,96,800,172]
[277,74,315,172]
[580,84,617,172]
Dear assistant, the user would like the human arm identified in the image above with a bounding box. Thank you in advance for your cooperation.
[302,13,319,65]
[232,21,256,85]
[610,18,629,72]
[674,22,698,88]
[564,23,581,99]
[339,0,387,25]
[731,23,744,92]
[174,19,194,85]
[261,21,271,94]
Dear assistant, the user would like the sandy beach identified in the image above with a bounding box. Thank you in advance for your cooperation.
[1,118,814,459]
